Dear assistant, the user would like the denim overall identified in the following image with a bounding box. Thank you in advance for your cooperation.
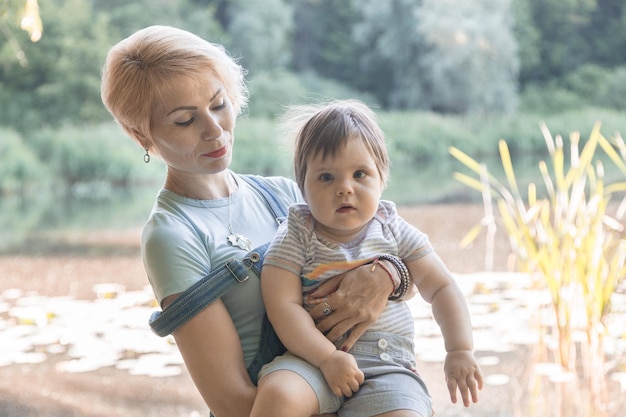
[149,175,288,385]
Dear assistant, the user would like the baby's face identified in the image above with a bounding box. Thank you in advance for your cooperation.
[304,136,383,242]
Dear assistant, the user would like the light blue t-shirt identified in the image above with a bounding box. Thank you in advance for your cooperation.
[142,171,301,366]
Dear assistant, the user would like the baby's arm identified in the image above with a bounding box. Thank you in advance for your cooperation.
[261,264,364,397]
[406,252,483,407]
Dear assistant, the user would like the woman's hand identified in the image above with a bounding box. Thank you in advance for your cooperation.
[308,263,393,351]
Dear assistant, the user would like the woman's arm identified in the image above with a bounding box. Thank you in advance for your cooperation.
[163,294,257,417]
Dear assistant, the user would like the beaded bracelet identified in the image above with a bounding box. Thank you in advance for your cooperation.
[376,254,411,301]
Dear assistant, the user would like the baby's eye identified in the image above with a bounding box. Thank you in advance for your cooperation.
[319,173,333,182]
[354,170,367,179]
[175,117,194,127]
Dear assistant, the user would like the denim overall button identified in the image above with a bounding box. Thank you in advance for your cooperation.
[377,338,388,349]
[249,252,261,263]
[380,352,391,361]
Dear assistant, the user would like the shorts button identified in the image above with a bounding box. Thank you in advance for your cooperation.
[380,352,391,361]
[377,338,388,349]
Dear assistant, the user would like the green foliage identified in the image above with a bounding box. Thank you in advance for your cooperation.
[292,0,360,84]
[27,123,164,188]
[0,0,116,132]
[227,0,293,72]
[561,64,611,101]
[519,84,585,114]
[416,0,519,114]
[3,108,626,195]
[231,116,292,177]
[92,0,224,42]
[596,67,626,111]
[246,70,310,118]
[353,0,427,109]
[379,112,477,163]
[247,69,377,118]
[522,65,626,114]
[3,0,626,133]
[0,128,47,192]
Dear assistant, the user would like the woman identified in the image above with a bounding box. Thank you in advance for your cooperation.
[100,25,409,417]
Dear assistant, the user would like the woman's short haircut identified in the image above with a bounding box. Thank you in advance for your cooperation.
[100,25,248,145]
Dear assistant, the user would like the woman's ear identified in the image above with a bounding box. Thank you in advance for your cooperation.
[130,128,150,150]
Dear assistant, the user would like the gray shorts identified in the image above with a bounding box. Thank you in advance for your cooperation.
[258,331,432,417]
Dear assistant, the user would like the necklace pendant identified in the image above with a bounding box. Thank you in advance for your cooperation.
[228,232,251,251]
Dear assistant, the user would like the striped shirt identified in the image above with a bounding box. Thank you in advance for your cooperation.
[264,200,433,337]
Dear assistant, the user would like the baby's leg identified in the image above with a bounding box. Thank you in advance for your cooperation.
[250,369,319,417]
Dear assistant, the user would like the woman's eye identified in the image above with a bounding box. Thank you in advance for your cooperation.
[319,173,333,182]
[175,117,194,127]
[354,170,367,179]
[212,99,226,111]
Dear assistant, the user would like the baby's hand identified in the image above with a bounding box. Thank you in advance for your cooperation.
[444,350,483,407]
[319,350,364,397]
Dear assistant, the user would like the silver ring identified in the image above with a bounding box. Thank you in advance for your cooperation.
[321,301,333,316]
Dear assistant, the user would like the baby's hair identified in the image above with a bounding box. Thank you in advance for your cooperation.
[284,99,390,192]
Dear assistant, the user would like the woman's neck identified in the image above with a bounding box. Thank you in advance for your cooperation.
[164,169,237,200]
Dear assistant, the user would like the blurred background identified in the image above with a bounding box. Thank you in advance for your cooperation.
[1,1,625,416]
[2,0,626,244]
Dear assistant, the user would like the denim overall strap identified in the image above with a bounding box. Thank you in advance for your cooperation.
[240,175,288,225]
[247,311,286,384]
[148,175,288,337]
[149,247,266,337]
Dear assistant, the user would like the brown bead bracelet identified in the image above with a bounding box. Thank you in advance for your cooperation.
[376,254,411,301]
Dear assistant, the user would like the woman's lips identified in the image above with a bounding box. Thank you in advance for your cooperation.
[204,146,227,158]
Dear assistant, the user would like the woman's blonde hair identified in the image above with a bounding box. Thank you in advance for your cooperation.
[100,25,248,146]
[285,99,391,193]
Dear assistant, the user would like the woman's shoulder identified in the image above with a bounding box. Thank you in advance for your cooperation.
[142,191,202,247]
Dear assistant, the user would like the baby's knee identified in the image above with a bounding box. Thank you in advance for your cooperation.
[255,371,318,416]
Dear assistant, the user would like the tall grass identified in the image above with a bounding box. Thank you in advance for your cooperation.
[450,123,626,413]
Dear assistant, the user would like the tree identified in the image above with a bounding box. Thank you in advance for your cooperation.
[92,0,224,43]
[225,0,293,74]
[0,0,114,131]
[291,0,361,86]
[0,0,43,66]
[417,0,519,114]
[352,0,428,109]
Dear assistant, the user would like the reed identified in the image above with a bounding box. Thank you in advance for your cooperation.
[450,122,626,413]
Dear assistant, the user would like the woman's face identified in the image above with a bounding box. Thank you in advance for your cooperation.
[148,72,237,176]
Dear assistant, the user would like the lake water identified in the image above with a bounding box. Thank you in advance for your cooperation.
[1,153,623,253]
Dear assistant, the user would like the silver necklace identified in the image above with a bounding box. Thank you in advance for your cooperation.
[226,184,251,251]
